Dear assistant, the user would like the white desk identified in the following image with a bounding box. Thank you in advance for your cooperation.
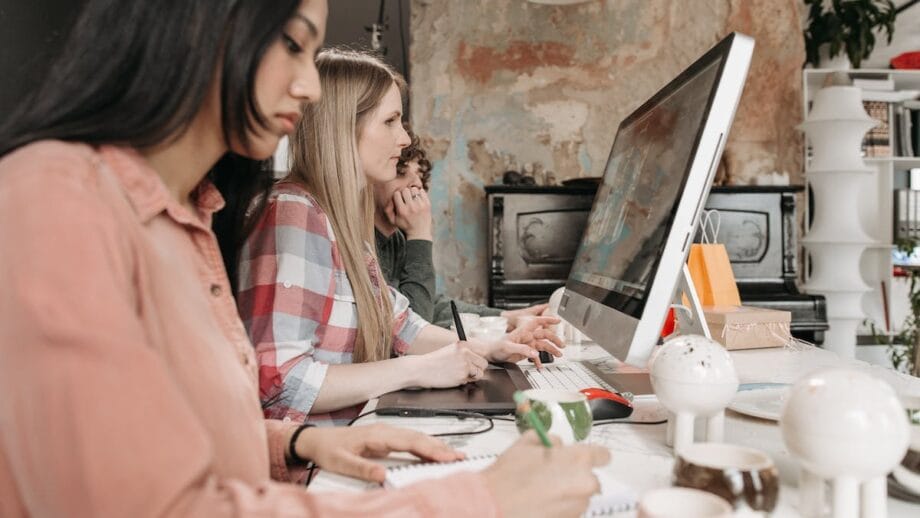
[309,343,920,517]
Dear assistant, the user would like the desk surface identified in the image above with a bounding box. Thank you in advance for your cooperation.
[309,343,920,517]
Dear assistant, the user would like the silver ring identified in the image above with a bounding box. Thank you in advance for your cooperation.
[411,194,420,199]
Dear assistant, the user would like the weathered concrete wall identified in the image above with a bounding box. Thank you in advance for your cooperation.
[410,0,806,304]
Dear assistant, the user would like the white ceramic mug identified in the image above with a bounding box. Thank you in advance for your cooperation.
[674,442,779,513]
[514,389,592,445]
[479,316,508,332]
[458,312,480,331]
[638,487,732,518]
[470,326,505,343]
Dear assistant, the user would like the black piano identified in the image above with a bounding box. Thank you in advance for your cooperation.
[486,184,828,345]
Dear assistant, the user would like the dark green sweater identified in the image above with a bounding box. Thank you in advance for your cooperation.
[375,229,502,328]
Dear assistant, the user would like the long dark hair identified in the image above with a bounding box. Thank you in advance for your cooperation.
[0,0,300,290]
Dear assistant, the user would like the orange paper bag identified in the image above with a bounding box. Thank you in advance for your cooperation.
[687,243,741,306]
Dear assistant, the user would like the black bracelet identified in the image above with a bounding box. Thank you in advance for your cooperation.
[288,423,314,465]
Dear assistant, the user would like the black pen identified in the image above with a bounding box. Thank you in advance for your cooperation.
[450,300,467,341]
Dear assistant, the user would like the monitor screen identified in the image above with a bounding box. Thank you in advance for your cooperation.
[559,33,752,366]
[566,58,723,319]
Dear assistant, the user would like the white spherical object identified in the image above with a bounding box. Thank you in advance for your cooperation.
[781,368,909,480]
[650,334,739,416]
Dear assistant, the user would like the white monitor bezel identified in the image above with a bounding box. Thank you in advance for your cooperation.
[559,33,754,367]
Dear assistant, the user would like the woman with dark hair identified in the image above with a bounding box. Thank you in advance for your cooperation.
[0,0,609,516]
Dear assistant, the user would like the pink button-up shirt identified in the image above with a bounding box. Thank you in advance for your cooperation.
[0,141,499,517]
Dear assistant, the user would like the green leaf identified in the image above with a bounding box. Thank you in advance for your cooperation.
[802,0,900,67]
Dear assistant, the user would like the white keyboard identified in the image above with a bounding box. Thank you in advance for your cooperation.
[521,362,616,393]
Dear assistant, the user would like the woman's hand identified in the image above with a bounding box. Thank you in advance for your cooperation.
[293,423,465,483]
[391,187,432,241]
[467,317,565,366]
[414,341,489,388]
[505,316,565,367]
[465,337,539,364]
[482,432,611,518]
[500,303,550,330]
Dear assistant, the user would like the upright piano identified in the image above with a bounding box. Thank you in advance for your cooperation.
[486,184,828,344]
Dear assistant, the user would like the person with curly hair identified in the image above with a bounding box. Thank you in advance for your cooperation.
[373,127,548,329]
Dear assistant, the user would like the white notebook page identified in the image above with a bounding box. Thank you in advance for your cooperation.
[384,454,637,516]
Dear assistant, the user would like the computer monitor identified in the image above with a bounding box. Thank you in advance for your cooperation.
[559,33,754,367]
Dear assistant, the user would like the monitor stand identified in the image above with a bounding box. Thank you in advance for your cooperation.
[671,264,711,338]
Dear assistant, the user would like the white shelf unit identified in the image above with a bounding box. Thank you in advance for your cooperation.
[802,69,920,343]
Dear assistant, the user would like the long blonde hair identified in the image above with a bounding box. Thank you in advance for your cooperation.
[288,48,407,363]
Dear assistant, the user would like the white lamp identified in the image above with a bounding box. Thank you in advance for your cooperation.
[799,86,879,357]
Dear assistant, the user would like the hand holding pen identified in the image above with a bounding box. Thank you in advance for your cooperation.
[452,301,565,370]
[479,420,610,517]
[450,300,467,341]
[513,391,552,447]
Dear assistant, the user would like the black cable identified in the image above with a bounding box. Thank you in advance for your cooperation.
[347,408,496,437]
[493,414,667,425]
[431,417,494,438]
[593,418,668,426]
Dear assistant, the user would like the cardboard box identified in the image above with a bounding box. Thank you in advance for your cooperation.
[703,305,792,350]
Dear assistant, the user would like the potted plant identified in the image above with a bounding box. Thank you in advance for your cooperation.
[870,239,920,377]
[803,0,897,69]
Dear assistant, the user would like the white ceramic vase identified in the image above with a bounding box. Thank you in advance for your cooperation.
[649,334,739,453]
[799,86,880,357]
[780,368,909,518]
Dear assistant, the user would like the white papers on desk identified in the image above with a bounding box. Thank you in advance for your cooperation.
[586,423,675,496]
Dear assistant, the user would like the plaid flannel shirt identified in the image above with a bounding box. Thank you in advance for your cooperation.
[236,182,427,425]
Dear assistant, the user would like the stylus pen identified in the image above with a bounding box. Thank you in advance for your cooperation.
[513,391,552,448]
[450,300,467,341]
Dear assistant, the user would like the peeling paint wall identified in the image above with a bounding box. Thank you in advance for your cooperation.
[410,0,805,304]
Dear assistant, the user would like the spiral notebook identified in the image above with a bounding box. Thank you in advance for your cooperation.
[384,454,637,516]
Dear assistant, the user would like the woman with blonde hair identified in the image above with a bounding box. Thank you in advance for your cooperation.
[233,48,564,424]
